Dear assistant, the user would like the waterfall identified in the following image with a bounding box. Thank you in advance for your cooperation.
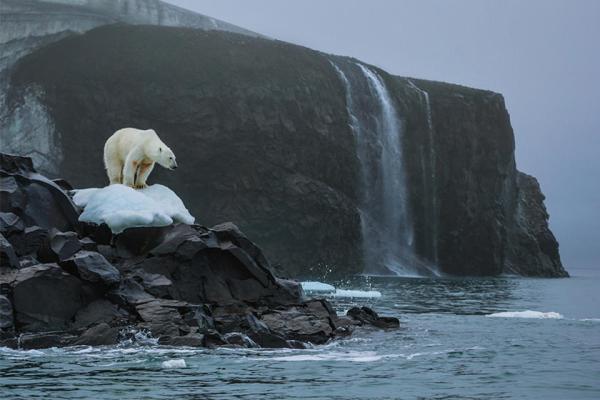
[407,79,439,265]
[331,60,429,276]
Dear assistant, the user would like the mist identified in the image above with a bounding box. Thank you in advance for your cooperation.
[170,0,600,268]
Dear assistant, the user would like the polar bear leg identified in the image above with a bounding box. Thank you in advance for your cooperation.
[134,162,154,189]
[123,146,144,188]
[105,158,123,185]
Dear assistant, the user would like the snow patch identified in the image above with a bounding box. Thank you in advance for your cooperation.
[73,184,194,233]
[486,310,564,319]
[161,359,187,369]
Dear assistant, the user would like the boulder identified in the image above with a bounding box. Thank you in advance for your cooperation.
[73,323,119,346]
[130,269,173,298]
[60,251,120,287]
[0,295,14,331]
[0,212,25,235]
[135,299,190,337]
[0,154,80,233]
[0,233,19,268]
[39,230,82,262]
[11,226,48,257]
[158,333,205,347]
[72,299,129,329]
[11,264,88,331]
[347,307,400,329]
[108,278,155,307]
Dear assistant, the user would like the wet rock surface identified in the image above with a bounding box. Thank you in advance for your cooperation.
[0,153,397,349]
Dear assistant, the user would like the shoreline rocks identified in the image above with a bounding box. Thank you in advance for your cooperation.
[0,153,398,349]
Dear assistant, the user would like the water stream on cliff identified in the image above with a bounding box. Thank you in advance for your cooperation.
[331,60,433,276]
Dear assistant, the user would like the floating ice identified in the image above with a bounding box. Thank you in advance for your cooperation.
[72,184,195,233]
[301,281,336,293]
[329,289,382,299]
[161,359,187,368]
[300,281,382,299]
[486,310,564,319]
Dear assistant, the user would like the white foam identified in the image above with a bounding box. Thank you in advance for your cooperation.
[486,310,564,319]
[301,281,336,292]
[270,351,382,363]
[161,359,187,368]
[73,184,194,233]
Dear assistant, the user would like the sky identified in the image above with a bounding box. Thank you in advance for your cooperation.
[170,0,600,269]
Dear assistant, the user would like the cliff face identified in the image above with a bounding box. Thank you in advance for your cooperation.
[2,24,566,278]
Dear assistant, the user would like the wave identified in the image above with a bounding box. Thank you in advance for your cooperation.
[486,310,564,319]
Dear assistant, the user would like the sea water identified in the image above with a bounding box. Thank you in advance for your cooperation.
[1,268,599,399]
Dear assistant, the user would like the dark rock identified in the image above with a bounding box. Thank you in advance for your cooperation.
[18,332,77,349]
[135,299,189,337]
[286,340,308,349]
[0,233,19,268]
[38,229,81,262]
[347,307,400,329]
[11,226,48,257]
[11,263,87,331]
[73,322,119,346]
[202,330,227,348]
[0,153,80,233]
[223,332,258,348]
[60,251,120,287]
[159,333,205,347]
[52,179,73,191]
[72,299,129,329]
[80,222,112,246]
[0,295,14,331]
[260,306,334,345]
[504,172,569,277]
[0,212,25,235]
[18,256,39,269]
[182,305,215,333]
[130,269,173,298]
[115,226,173,258]
[108,278,154,307]
[79,237,98,251]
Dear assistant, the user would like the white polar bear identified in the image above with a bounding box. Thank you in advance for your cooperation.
[103,128,177,189]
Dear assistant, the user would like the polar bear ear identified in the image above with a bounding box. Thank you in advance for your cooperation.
[159,147,162,152]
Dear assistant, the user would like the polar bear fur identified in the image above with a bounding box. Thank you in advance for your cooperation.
[103,128,177,189]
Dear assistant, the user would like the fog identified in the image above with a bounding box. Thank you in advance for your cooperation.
[170,0,600,268]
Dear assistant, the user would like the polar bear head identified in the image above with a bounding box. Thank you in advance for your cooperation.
[145,133,178,170]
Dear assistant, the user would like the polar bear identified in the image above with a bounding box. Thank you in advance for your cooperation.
[103,128,177,189]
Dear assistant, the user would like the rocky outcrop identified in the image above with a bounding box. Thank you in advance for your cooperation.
[1,23,565,277]
[0,153,397,348]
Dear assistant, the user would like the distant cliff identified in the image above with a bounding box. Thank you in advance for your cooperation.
[1,23,566,277]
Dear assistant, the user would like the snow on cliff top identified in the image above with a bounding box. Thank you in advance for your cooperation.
[72,184,195,233]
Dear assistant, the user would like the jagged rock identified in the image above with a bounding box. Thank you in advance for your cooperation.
[0,295,14,331]
[18,256,39,269]
[0,154,80,233]
[79,237,98,251]
[11,264,88,331]
[11,226,48,257]
[0,233,19,268]
[182,305,215,333]
[18,332,77,350]
[60,251,120,287]
[202,330,228,348]
[130,269,173,298]
[38,229,81,262]
[73,323,119,346]
[260,306,335,345]
[347,307,400,329]
[158,333,205,347]
[223,332,258,348]
[0,212,25,235]
[72,299,129,329]
[80,222,112,245]
[108,278,154,307]
[135,299,190,337]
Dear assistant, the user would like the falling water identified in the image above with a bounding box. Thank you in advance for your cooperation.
[407,79,439,265]
[331,60,426,276]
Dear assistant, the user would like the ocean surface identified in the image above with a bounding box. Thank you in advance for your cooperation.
[1,268,599,400]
